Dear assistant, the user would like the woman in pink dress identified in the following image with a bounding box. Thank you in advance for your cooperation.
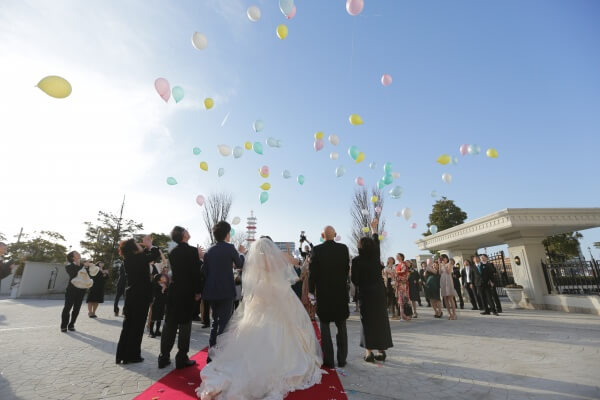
[439,254,458,320]
[394,253,411,321]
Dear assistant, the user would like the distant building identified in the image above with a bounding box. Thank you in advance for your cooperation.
[274,242,295,254]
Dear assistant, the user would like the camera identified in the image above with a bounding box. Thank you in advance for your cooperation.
[299,231,307,243]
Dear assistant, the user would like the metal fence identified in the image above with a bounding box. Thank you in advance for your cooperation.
[488,250,514,287]
[541,259,600,295]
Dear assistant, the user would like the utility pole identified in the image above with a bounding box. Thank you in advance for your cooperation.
[108,196,126,270]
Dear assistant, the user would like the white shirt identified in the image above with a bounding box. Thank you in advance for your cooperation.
[465,265,471,283]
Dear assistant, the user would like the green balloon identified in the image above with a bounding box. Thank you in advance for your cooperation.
[260,191,269,204]
[193,147,201,155]
[383,162,393,174]
[383,174,393,185]
[297,175,305,185]
[377,179,385,189]
[172,86,184,103]
[253,142,264,155]
[348,145,359,160]
[230,228,235,236]
[166,177,177,185]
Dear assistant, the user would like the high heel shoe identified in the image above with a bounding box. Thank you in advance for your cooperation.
[374,351,386,362]
[364,353,375,363]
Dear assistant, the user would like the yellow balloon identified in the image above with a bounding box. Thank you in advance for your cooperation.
[314,131,324,140]
[204,97,214,110]
[378,235,385,241]
[244,142,252,150]
[349,114,363,126]
[437,154,451,165]
[276,24,288,40]
[260,183,271,191]
[200,161,208,171]
[486,148,498,158]
[36,75,72,99]
[371,195,378,203]
[362,227,370,233]
[355,152,365,164]
[259,171,269,178]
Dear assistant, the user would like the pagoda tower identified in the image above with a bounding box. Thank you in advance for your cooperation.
[246,210,257,243]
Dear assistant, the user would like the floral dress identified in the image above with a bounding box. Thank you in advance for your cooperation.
[395,262,410,319]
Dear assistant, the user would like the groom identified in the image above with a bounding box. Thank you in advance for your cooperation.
[309,225,350,368]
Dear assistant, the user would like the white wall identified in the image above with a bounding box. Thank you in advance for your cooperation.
[0,272,14,295]
[17,262,69,297]
[542,295,600,315]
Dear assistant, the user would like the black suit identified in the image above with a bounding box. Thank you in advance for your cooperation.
[478,263,497,313]
[309,240,350,367]
[452,266,464,308]
[461,266,479,310]
[61,262,87,330]
[114,265,126,314]
[160,242,203,364]
[484,262,502,312]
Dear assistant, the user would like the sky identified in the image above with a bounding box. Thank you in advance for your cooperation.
[0,0,599,259]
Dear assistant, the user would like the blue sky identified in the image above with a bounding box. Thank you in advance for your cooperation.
[1,0,599,258]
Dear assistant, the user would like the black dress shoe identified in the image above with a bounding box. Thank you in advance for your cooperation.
[158,357,171,369]
[374,351,386,362]
[61,327,67,332]
[364,353,375,363]
[67,326,76,331]
[201,324,210,328]
[471,308,478,310]
[497,310,503,313]
[176,359,196,369]
[493,312,499,316]
[338,361,347,368]
[128,358,144,364]
[480,311,490,315]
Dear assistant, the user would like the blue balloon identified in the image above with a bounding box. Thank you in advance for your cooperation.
[429,225,438,234]
[377,179,385,189]
[253,142,264,155]
[260,191,269,204]
[389,186,402,199]
[172,86,184,103]
[279,0,294,16]
[383,162,393,174]
[383,174,393,185]
[348,146,359,160]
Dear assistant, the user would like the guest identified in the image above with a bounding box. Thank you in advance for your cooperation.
[425,262,442,318]
[159,227,206,369]
[481,254,503,313]
[351,218,393,363]
[394,253,411,321]
[419,262,431,307]
[300,252,316,320]
[149,266,169,338]
[477,254,499,316]
[233,267,243,309]
[87,262,108,318]
[450,259,464,309]
[461,260,480,310]
[382,257,398,318]
[114,260,126,317]
[0,242,17,281]
[115,235,160,364]
[407,261,421,318]
[439,255,458,320]
[61,251,88,332]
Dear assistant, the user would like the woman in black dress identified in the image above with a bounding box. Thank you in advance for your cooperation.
[407,262,421,318]
[149,266,169,338]
[87,262,108,318]
[115,235,160,364]
[351,218,393,363]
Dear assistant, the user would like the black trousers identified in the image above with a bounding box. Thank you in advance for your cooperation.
[209,299,234,348]
[465,285,479,309]
[159,319,192,362]
[490,285,503,312]
[320,319,348,367]
[202,300,211,326]
[480,285,497,313]
[61,287,85,329]
[453,281,464,308]
[116,299,150,362]
[114,284,125,313]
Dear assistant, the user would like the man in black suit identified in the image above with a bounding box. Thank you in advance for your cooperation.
[60,251,87,332]
[475,255,498,316]
[461,260,480,310]
[159,226,204,369]
[309,225,350,368]
[419,262,431,307]
[480,254,503,313]
[113,260,126,317]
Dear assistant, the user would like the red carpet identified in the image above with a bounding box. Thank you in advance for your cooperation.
[135,323,347,400]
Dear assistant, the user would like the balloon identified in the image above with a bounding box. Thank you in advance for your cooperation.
[204,98,214,110]
[314,131,324,140]
[172,86,184,103]
[355,152,365,164]
[232,217,241,225]
[410,223,417,229]
[459,144,469,156]
[361,209,369,216]
[253,142,264,155]
[276,24,288,40]
[244,141,252,150]
[383,174,394,185]
[328,134,339,146]
[279,0,294,16]
[382,231,388,238]
[430,190,438,198]
[196,195,205,206]
[381,74,392,86]
[154,78,170,102]
[355,177,364,186]
[260,182,271,191]
[218,167,225,177]
[286,4,297,19]
[378,235,385,241]
[451,157,459,165]
[437,154,451,165]
[375,206,382,214]
[166,177,177,185]
[335,166,346,177]
[330,152,339,160]
[275,140,283,148]
[371,196,378,203]
[429,225,438,234]
[468,144,481,155]
[253,120,264,133]
[260,191,269,204]
[377,179,385,190]
[320,237,325,243]
[383,162,393,174]
[349,114,363,125]
[334,235,341,242]
[401,208,412,220]
[392,172,401,179]
[486,148,499,158]
[200,161,208,171]
[267,137,279,148]
[192,32,208,50]
[314,139,324,152]
[230,228,235,237]
[369,162,376,169]
[233,146,244,158]
[36,75,72,99]
[193,147,201,155]
[442,172,452,184]
[282,170,291,179]
[346,0,364,16]
[389,186,402,199]
[362,227,370,233]
[260,165,270,178]
[247,5,261,22]
[217,144,232,157]
[297,175,305,185]
[348,146,359,160]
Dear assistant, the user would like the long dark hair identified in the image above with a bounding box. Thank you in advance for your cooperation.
[358,237,376,257]
[118,238,138,259]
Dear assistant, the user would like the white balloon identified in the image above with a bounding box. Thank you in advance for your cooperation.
[217,144,232,157]
[218,167,225,177]
[330,152,339,160]
[396,211,402,217]
[232,216,241,225]
[401,208,412,221]
[442,172,452,184]
[361,209,369,216]
[369,162,376,169]
[335,165,346,177]
[247,5,261,22]
[191,32,208,50]
[328,134,340,146]
[233,146,243,159]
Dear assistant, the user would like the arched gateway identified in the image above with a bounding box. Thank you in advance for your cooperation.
[415,208,600,314]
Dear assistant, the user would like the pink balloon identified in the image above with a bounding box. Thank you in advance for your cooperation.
[155,78,170,102]
[195,195,205,206]
[355,177,364,186]
[286,5,296,19]
[346,0,364,16]
[382,231,388,238]
[335,235,341,242]
[459,144,469,156]
[410,223,417,229]
[260,165,269,175]
[375,206,382,214]
[381,74,392,86]
[314,139,324,152]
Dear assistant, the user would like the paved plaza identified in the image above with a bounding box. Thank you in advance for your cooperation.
[0,298,598,400]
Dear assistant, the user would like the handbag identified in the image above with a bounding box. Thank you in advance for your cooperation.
[403,297,413,317]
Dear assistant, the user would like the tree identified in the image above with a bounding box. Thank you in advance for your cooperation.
[543,232,583,262]
[594,242,600,249]
[202,192,233,244]
[8,231,68,274]
[0,232,6,242]
[350,187,386,255]
[423,197,467,237]
[230,232,248,250]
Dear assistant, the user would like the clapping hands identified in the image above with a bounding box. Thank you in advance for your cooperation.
[370,218,379,233]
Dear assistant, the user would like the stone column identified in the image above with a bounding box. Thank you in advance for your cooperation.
[506,237,549,308]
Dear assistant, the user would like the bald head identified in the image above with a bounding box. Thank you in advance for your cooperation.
[323,226,336,241]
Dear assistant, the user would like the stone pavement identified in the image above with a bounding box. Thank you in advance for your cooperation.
[0,299,598,400]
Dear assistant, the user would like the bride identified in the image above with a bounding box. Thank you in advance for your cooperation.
[197,237,325,400]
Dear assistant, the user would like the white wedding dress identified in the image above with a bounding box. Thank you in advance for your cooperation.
[197,238,325,400]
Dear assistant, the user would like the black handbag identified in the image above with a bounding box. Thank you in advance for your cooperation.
[403,297,413,317]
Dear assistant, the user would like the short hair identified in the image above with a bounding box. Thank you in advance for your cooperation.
[118,238,138,259]
[480,254,488,258]
[440,254,449,261]
[213,221,231,242]
[420,261,426,266]
[66,251,77,263]
[171,226,186,244]
[464,260,472,267]
[397,253,405,260]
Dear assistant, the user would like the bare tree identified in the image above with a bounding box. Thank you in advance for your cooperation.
[230,232,248,250]
[202,192,233,244]
[350,186,386,256]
